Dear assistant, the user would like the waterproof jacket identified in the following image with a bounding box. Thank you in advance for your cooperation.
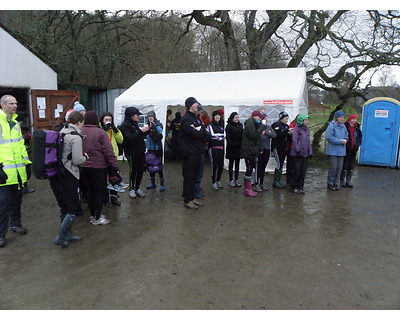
[259,124,277,151]
[240,118,265,159]
[103,126,123,157]
[0,110,31,186]
[179,111,210,157]
[344,121,362,153]
[271,120,290,150]
[60,124,87,180]
[207,120,225,149]
[146,119,163,151]
[325,121,349,156]
[225,120,243,159]
[119,117,149,157]
[80,124,119,171]
[290,124,313,157]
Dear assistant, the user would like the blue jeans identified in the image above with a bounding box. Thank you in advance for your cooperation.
[0,184,23,237]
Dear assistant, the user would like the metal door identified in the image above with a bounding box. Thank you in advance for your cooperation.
[359,100,400,167]
[31,90,79,130]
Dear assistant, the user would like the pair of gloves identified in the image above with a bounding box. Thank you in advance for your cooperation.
[104,122,119,133]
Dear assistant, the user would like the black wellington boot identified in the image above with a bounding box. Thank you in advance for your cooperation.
[346,170,354,188]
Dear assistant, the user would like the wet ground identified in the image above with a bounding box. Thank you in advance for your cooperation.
[0,159,399,310]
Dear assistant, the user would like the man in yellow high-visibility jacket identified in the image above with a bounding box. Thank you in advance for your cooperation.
[0,95,31,248]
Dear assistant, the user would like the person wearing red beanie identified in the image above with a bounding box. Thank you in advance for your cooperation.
[341,114,362,188]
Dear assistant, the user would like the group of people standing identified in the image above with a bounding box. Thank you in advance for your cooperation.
[179,97,363,211]
[0,93,363,247]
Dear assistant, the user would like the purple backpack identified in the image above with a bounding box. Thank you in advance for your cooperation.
[145,151,163,173]
[32,130,77,179]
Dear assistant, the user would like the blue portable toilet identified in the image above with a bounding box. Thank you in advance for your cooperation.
[359,97,400,168]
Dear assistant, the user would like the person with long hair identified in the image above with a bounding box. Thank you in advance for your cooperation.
[225,112,243,187]
[81,111,119,225]
[99,112,127,206]
[207,110,225,190]
[119,107,150,199]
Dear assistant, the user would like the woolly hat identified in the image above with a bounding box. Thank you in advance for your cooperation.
[347,114,358,121]
[84,111,99,125]
[251,110,263,118]
[185,97,199,109]
[73,101,86,112]
[147,111,156,118]
[125,107,142,118]
[334,110,346,119]
[279,111,289,120]
[296,114,310,124]
[217,108,224,115]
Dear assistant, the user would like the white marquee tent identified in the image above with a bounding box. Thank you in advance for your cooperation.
[114,68,309,172]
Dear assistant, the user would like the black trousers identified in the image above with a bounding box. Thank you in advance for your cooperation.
[80,167,108,220]
[209,148,224,183]
[290,156,309,191]
[343,149,357,172]
[257,149,270,185]
[244,157,257,177]
[0,184,23,237]
[273,147,286,170]
[127,154,145,191]
[228,158,240,181]
[49,170,83,217]
[182,152,202,203]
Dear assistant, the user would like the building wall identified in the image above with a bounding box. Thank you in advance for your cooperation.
[0,27,57,90]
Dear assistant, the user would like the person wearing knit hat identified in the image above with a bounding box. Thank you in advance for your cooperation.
[289,114,312,194]
[325,109,349,191]
[80,111,120,225]
[180,97,211,209]
[271,111,290,189]
[341,114,362,188]
[240,110,266,197]
[73,101,86,115]
[145,110,166,192]
[118,107,150,200]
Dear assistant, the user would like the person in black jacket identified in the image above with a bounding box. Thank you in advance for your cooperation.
[179,97,211,210]
[271,111,290,189]
[341,114,362,188]
[207,110,225,190]
[225,112,243,187]
[118,107,150,199]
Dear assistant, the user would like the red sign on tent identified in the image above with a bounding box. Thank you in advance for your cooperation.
[263,100,293,105]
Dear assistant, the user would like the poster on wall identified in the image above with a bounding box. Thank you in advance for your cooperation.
[38,109,46,119]
[36,97,46,110]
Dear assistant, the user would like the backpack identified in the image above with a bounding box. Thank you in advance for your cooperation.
[145,151,163,173]
[32,130,78,179]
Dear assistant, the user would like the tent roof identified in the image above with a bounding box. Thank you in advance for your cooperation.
[115,68,307,108]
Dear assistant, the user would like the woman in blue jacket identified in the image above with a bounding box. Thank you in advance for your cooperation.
[325,110,349,191]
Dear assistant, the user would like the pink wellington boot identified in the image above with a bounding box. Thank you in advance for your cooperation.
[244,176,257,197]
